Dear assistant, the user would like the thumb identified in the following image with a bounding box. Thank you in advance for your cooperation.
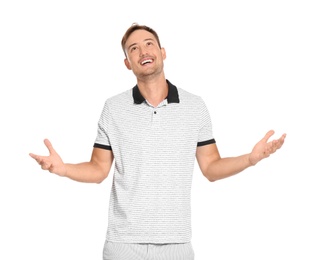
[261,130,275,142]
[43,139,56,155]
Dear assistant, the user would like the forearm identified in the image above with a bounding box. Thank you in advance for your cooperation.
[63,161,109,183]
[204,154,253,182]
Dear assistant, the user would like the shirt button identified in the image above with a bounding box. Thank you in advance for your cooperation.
[154,111,157,114]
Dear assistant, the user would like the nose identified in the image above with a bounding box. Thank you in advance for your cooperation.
[138,47,144,56]
[138,46,147,57]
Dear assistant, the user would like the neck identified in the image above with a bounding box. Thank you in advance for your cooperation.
[137,75,168,107]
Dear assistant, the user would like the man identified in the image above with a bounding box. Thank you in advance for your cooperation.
[29,23,286,260]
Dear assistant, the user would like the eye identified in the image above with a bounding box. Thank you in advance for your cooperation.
[130,46,138,52]
[146,42,153,46]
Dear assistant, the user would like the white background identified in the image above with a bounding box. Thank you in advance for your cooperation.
[1,0,315,259]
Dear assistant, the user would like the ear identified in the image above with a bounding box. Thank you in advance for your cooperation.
[161,47,166,60]
[124,58,132,70]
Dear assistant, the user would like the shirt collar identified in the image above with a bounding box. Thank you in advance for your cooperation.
[133,80,180,104]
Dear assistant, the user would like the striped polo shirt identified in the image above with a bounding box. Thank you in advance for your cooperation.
[94,80,215,244]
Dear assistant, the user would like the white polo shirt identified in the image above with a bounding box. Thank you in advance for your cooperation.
[94,80,215,244]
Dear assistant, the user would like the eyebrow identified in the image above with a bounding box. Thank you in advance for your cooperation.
[127,38,155,51]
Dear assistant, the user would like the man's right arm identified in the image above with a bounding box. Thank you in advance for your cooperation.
[29,139,114,183]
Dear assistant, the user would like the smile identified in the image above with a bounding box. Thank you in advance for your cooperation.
[141,59,153,65]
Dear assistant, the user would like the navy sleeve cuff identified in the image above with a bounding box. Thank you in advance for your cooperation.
[197,139,216,147]
[93,143,112,150]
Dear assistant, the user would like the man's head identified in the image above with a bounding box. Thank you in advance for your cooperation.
[121,23,166,80]
[121,23,162,57]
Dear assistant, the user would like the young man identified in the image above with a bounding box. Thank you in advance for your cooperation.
[29,23,286,260]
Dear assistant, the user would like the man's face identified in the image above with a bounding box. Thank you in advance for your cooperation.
[124,29,166,79]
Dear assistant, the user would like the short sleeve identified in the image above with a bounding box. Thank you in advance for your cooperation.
[197,98,215,146]
[94,101,112,150]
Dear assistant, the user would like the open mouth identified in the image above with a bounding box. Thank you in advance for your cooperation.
[141,59,153,65]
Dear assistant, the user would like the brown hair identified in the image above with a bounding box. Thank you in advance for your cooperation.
[121,23,162,57]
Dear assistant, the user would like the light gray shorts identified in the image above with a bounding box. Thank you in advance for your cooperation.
[103,241,195,260]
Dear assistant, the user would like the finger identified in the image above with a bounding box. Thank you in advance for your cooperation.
[41,160,52,170]
[275,134,286,146]
[261,130,275,143]
[273,134,286,149]
[43,139,56,155]
[270,141,278,153]
[29,152,37,160]
[271,135,286,151]
[29,153,43,164]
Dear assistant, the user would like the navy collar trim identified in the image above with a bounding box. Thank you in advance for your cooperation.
[133,80,180,104]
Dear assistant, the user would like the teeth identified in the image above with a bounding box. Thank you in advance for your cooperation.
[141,59,152,65]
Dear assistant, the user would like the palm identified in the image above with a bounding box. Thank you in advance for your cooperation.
[249,130,286,165]
[29,139,66,176]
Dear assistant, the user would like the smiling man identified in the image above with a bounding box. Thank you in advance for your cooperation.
[30,23,286,260]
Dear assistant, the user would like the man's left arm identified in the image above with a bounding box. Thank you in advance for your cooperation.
[196,130,286,182]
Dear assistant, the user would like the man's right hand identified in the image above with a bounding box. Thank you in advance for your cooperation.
[29,139,67,177]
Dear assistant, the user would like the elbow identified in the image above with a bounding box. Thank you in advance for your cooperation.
[95,171,109,184]
[96,177,106,184]
[206,176,217,182]
[202,172,217,182]
[200,162,219,182]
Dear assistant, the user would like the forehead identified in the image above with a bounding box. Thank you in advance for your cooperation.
[125,29,156,47]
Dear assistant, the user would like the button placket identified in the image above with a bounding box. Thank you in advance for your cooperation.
[150,100,166,125]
